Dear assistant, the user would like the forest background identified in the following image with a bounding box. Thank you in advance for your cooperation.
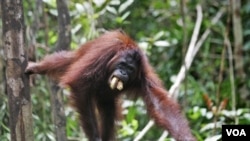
[0,0,250,141]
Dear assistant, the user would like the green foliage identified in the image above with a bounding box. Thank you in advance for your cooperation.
[0,97,10,141]
[31,77,55,141]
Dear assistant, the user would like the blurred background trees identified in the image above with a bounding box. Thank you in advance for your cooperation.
[0,0,250,140]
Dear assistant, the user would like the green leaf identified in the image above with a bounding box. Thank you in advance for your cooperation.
[118,0,134,14]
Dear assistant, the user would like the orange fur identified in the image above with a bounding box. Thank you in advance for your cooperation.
[26,31,196,141]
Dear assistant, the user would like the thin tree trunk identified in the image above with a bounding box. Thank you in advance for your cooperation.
[50,0,71,140]
[1,0,34,141]
[56,0,71,51]
[231,0,247,96]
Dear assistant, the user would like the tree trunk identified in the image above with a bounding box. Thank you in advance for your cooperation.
[1,0,34,141]
[49,0,71,140]
[231,0,247,98]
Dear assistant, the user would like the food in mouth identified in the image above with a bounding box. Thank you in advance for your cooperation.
[110,77,123,91]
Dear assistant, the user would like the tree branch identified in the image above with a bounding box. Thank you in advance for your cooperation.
[134,6,225,141]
